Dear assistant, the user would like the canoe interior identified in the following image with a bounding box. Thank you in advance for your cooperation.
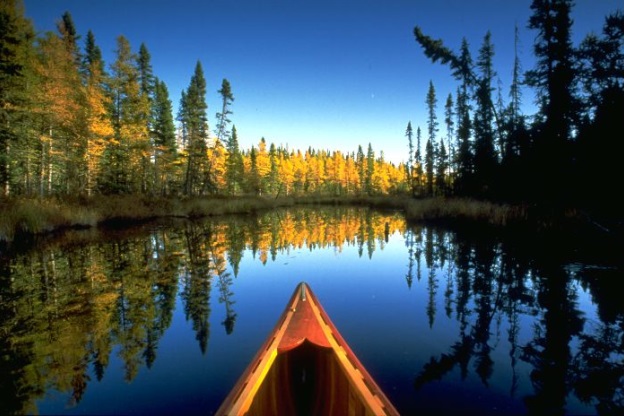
[216,282,399,416]
[247,339,374,415]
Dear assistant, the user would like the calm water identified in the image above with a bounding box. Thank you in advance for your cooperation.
[0,207,621,415]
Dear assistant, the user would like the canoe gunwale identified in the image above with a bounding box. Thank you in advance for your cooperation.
[215,282,399,416]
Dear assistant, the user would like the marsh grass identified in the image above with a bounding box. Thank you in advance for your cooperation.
[0,194,583,243]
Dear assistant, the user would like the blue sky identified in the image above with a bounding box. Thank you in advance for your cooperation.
[23,0,621,164]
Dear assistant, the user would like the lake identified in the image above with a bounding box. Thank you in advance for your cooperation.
[0,206,621,415]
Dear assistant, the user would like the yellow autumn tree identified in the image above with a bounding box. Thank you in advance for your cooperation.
[33,32,82,195]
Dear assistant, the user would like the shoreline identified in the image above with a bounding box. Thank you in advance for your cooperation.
[0,195,618,244]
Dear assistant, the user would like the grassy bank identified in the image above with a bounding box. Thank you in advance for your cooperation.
[0,194,596,243]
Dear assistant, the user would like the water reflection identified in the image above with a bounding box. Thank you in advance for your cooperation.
[406,226,623,415]
[0,207,622,415]
[0,207,404,414]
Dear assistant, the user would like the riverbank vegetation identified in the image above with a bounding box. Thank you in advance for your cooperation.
[1,1,622,242]
[0,194,602,244]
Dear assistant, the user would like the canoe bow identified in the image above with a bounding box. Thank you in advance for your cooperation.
[216,282,399,416]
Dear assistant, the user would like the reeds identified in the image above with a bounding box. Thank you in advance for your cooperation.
[0,194,575,243]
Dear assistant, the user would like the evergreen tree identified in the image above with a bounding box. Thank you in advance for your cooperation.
[247,146,261,195]
[473,31,498,196]
[405,121,415,196]
[225,125,244,195]
[215,78,234,143]
[366,143,375,195]
[356,145,366,194]
[525,0,578,202]
[0,0,36,196]
[103,36,150,193]
[178,61,210,195]
[415,126,423,195]
[57,11,80,67]
[444,93,455,189]
[436,139,448,195]
[425,81,438,195]
[137,43,154,97]
[425,137,435,196]
[136,43,155,193]
[576,11,624,215]
[152,79,176,195]
[455,40,474,195]
[267,143,279,195]
[82,30,104,78]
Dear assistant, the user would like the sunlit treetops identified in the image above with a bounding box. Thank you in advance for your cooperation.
[0,4,409,198]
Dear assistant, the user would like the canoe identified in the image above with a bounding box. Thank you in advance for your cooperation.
[216,282,399,416]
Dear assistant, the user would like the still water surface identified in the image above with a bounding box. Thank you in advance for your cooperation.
[0,207,621,415]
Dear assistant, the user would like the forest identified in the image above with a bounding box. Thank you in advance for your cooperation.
[0,0,623,223]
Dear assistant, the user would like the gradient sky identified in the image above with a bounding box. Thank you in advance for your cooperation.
[23,0,621,164]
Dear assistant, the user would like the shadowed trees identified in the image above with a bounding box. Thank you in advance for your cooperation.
[413,0,623,216]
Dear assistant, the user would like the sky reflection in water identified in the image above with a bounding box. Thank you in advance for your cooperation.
[0,207,620,415]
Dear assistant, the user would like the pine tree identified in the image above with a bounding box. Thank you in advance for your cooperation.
[576,11,624,215]
[225,125,244,195]
[215,78,234,143]
[444,93,455,190]
[57,11,81,67]
[425,81,438,196]
[473,31,498,196]
[137,43,154,98]
[405,121,415,196]
[82,30,104,78]
[178,61,210,195]
[526,0,578,201]
[152,79,176,195]
[366,143,375,195]
[425,138,435,196]
[436,139,448,195]
[415,126,423,195]
[265,143,278,195]
[455,40,474,195]
[247,146,261,195]
[0,0,36,196]
[356,145,365,194]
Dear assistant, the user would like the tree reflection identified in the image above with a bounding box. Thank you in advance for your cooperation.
[410,226,623,415]
[3,208,620,415]
[0,207,405,414]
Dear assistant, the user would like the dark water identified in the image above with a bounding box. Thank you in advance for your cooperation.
[0,207,621,415]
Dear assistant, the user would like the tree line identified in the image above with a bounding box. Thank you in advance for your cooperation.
[0,2,405,199]
[406,0,623,217]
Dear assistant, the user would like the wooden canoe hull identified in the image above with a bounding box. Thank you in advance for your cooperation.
[216,282,399,416]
